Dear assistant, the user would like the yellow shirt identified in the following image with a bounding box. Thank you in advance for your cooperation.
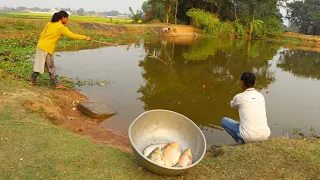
[37,21,86,55]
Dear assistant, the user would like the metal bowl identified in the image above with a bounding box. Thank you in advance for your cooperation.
[129,110,207,176]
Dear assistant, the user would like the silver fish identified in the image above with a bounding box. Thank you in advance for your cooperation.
[176,149,193,167]
[163,142,181,167]
[143,143,168,157]
[148,147,165,166]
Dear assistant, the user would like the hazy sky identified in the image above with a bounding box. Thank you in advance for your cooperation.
[2,0,146,13]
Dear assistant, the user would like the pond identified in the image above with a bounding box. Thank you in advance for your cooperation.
[55,37,320,146]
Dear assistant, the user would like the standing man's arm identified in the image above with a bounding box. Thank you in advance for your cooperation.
[230,95,240,108]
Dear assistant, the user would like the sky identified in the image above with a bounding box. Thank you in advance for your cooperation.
[2,0,146,13]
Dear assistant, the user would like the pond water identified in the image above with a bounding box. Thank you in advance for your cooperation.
[55,37,320,146]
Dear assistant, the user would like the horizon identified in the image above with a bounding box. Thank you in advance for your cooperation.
[1,0,146,13]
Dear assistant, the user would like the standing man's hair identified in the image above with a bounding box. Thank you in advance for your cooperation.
[51,11,69,22]
[241,72,256,87]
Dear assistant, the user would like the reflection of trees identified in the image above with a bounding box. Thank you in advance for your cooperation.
[138,38,279,129]
[277,50,320,79]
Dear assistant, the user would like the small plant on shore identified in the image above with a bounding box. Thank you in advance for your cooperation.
[290,126,320,139]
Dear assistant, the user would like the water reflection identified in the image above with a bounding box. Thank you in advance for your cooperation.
[138,38,279,130]
[277,50,320,79]
[54,37,320,146]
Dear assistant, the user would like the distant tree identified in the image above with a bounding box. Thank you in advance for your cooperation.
[87,11,96,15]
[16,6,27,12]
[76,8,85,16]
[142,1,152,13]
[142,1,152,21]
[60,7,72,14]
[42,8,51,12]
[164,0,175,24]
[174,0,179,24]
[151,0,158,19]
[3,7,13,12]
[129,7,143,23]
[30,7,41,11]
[103,10,120,16]
[287,0,320,35]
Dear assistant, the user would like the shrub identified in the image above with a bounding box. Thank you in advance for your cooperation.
[186,8,220,36]
[232,20,247,38]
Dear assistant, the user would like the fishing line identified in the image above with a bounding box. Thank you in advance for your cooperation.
[91,40,169,65]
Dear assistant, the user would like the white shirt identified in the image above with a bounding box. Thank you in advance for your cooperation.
[162,28,169,32]
[230,88,271,142]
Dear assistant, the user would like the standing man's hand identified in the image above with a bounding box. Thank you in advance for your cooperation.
[85,37,92,41]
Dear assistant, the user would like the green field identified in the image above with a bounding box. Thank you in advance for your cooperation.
[0,12,134,24]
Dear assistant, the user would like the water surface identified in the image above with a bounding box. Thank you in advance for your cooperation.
[55,37,320,146]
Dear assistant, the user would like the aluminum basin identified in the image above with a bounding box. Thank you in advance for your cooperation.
[129,110,206,176]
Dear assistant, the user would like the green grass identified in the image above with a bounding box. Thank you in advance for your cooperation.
[0,17,153,88]
[0,12,135,24]
[0,80,154,179]
[0,79,320,179]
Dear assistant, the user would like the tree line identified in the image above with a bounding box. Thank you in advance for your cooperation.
[286,0,320,35]
[141,0,320,36]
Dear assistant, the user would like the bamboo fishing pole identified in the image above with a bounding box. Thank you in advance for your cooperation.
[91,40,120,46]
[91,39,168,65]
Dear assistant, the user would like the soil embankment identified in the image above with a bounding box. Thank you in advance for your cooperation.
[283,32,320,52]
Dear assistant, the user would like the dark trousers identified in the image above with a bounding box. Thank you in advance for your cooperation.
[30,53,59,86]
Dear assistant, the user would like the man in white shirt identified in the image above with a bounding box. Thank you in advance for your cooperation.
[161,27,171,36]
[221,72,271,144]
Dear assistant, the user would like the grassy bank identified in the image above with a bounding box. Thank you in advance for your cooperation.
[0,16,155,88]
[1,78,320,179]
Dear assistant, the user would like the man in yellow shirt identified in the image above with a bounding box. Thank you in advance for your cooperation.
[29,11,91,89]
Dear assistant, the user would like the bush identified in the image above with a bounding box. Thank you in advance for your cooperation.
[186,8,220,36]
[187,8,247,38]
[252,20,265,38]
[232,20,247,38]
[262,17,283,36]
[219,21,235,37]
[187,8,283,38]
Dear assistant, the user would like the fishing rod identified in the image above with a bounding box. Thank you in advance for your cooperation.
[91,39,169,65]
[91,40,121,46]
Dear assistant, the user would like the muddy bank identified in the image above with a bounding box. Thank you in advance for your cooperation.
[19,83,132,152]
[78,21,200,37]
